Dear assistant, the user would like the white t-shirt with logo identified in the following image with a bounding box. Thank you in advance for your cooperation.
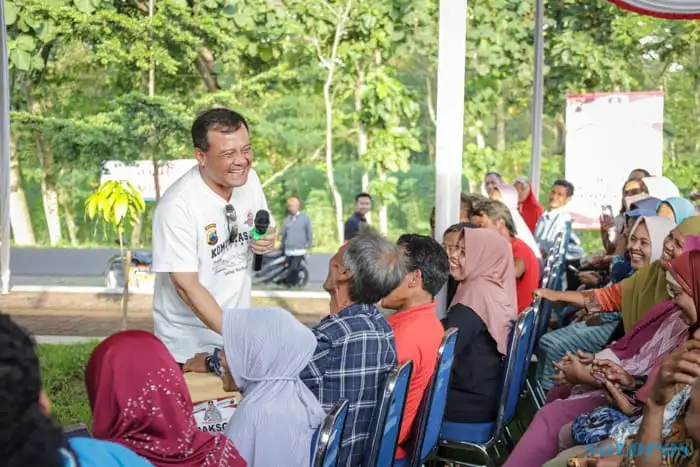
[151,166,269,363]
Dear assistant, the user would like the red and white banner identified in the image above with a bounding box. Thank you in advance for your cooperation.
[100,159,197,202]
[564,92,664,230]
[606,0,700,19]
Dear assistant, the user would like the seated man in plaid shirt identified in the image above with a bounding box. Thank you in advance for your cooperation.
[300,229,405,467]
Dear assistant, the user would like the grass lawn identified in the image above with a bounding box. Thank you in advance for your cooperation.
[37,342,99,426]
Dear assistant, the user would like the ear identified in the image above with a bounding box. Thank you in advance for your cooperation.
[194,148,206,167]
[38,390,52,416]
[337,264,354,283]
[408,269,422,288]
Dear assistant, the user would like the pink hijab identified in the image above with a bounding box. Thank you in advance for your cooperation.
[449,228,518,355]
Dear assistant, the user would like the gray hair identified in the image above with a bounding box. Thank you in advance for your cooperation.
[473,199,518,237]
[342,229,406,305]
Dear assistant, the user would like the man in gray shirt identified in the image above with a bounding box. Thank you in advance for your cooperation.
[280,197,313,286]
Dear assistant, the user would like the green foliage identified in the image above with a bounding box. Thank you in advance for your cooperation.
[84,180,146,236]
[37,342,97,426]
[5,0,700,254]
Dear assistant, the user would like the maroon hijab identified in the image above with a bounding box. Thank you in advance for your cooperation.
[85,331,246,467]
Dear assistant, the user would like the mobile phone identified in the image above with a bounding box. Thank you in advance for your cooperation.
[63,423,92,439]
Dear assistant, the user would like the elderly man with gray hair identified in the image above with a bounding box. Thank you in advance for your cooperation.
[300,229,404,467]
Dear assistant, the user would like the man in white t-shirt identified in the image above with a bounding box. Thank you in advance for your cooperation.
[151,108,276,365]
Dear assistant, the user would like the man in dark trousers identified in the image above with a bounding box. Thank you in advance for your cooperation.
[344,192,372,243]
[280,197,313,286]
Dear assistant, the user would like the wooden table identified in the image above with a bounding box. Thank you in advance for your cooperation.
[185,372,240,433]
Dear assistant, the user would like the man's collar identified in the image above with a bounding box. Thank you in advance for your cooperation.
[338,302,376,317]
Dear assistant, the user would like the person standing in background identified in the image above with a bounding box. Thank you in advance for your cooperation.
[484,171,504,197]
[280,197,313,287]
[151,108,276,366]
[344,192,372,242]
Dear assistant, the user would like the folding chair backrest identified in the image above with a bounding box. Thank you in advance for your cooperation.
[311,399,350,467]
[368,360,414,467]
[492,310,537,437]
[408,327,459,465]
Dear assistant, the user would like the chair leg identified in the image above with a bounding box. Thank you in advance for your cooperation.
[525,377,543,410]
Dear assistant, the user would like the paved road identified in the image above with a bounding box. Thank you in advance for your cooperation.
[9,247,332,288]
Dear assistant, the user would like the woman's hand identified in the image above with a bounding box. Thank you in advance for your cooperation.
[601,380,637,415]
[579,271,601,287]
[592,360,635,389]
[534,288,557,301]
[553,352,598,386]
[648,340,700,407]
[577,350,595,365]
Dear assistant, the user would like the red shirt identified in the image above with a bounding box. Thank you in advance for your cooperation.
[511,237,539,313]
[387,301,444,458]
[518,189,544,234]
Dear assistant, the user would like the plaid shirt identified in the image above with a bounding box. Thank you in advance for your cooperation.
[300,303,397,467]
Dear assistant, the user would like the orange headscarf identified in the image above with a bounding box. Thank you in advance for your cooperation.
[449,228,518,355]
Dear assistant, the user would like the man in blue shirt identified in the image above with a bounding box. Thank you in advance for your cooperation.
[300,229,404,466]
[344,192,372,242]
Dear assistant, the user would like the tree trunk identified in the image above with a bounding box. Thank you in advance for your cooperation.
[355,65,371,224]
[58,189,78,246]
[377,170,389,235]
[555,113,566,155]
[9,136,35,245]
[496,97,506,151]
[196,48,220,92]
[319,0,352,246]
[36,136,63,246]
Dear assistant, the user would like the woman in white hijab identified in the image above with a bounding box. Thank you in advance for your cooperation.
[222,307,326,467]
[642,176,680,200]
[492,184,543,259]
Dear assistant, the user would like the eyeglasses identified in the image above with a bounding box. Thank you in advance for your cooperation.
[225,204,238,243]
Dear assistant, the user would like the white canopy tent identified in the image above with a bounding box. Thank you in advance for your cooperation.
[2,1,700,295]
[1,0,11,294]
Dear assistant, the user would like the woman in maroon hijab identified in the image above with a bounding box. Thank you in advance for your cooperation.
[515,178,544,234]
[85,331,246,467]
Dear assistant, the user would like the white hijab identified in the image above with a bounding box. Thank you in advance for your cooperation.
[642,176,680,200]
[223,307,326,467]
[494,184,542,258]
[629,215,677,263]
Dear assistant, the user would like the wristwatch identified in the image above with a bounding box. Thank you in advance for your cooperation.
[205,348,222,377]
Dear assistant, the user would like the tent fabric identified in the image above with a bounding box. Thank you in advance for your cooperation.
[606,0,700,19]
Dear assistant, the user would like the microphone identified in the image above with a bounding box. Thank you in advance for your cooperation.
[252,210,270,271]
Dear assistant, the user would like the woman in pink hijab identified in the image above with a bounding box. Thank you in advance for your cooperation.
[441,227,518,423]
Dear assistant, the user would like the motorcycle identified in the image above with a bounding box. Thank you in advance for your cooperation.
[104,245,309,289]
[104,244,154,290]
[252,250,310,288]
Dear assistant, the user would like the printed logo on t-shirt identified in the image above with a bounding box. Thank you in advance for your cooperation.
[205,223,218,245]
[245,209,254,227]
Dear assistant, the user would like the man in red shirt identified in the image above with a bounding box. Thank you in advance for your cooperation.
[379,234,450,459]
[470,199,539,313]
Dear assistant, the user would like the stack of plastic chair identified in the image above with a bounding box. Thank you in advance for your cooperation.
[435,309,537,467]
[365,360,414,467]
[394,328,459,467]
[311,399,350,467]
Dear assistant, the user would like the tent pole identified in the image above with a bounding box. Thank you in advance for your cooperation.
[529,0,545,200]
[433,0,467,318]
[0,0,12,294]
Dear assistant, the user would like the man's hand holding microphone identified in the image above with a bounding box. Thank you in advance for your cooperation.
[251,210,276,270]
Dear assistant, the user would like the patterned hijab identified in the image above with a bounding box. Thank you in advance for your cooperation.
[450,228,518,355]
[85,331,245,467]
[222,307,325,467]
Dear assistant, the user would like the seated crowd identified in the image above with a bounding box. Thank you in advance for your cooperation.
[2,169,700,467]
